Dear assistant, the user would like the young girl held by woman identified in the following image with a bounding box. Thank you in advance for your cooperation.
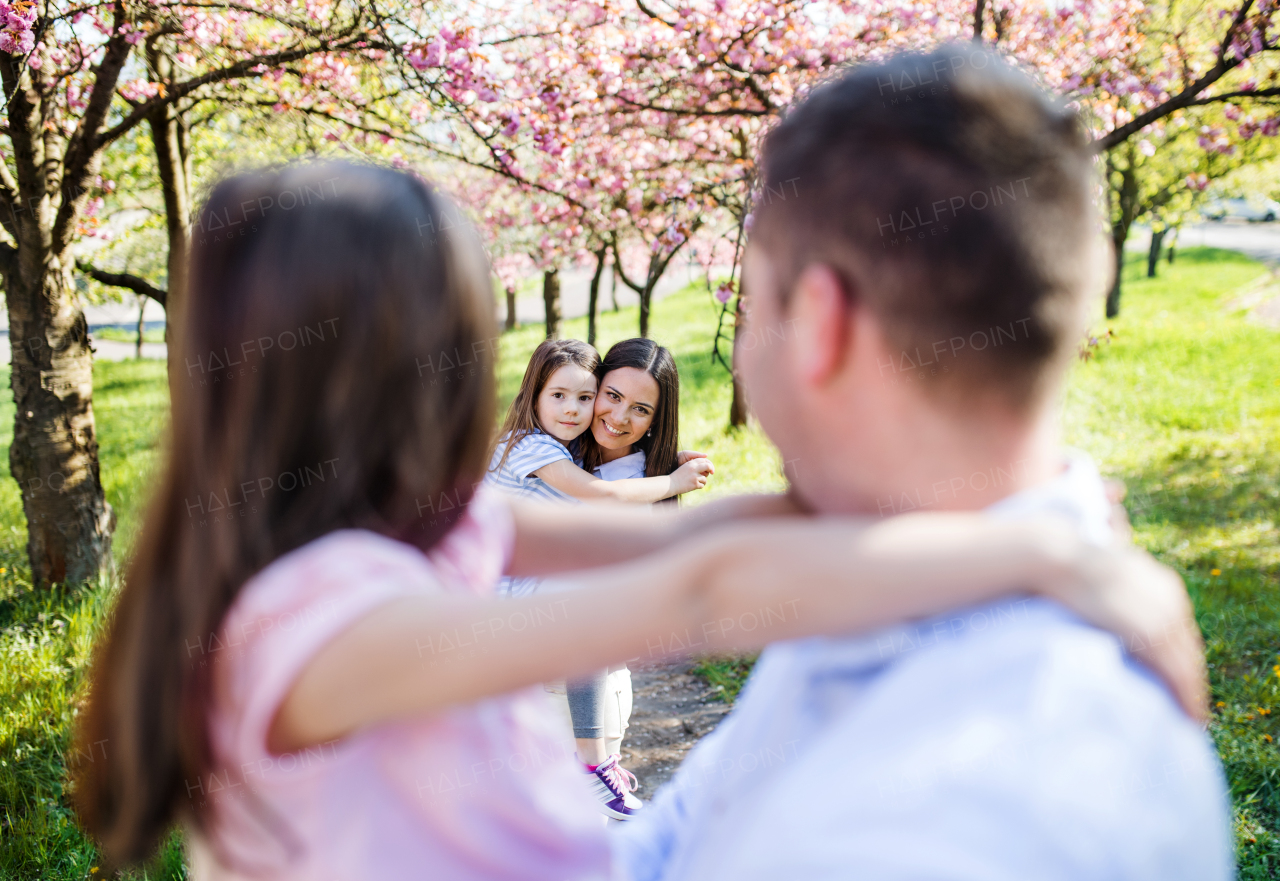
[489,336,702,820]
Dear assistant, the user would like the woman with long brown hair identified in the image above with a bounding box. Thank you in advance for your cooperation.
[580,338,686,497]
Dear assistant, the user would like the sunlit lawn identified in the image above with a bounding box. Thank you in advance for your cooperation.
[0,247,1277,877]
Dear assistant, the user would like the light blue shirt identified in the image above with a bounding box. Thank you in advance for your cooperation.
[485,430,577,504]
[485,430,577,597]
[616,454,1231,881]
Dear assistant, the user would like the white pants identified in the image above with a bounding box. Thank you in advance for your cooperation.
[544,665,633,756]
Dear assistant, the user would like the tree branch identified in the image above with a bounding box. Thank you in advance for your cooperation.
[1183,86,1280,106]
[1096,65,1232,151]
[76,261,167,308]
[1093,0,1261,151]
[53,0,135,253]
[609,236,646,293]
[94,31,386,150]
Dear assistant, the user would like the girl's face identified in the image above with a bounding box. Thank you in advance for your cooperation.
[592,367,660,451]
[536,363,599,444]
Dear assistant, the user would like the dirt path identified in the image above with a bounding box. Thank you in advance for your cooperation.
[619,660,733,800]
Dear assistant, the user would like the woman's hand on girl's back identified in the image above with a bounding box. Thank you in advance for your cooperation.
[673,457,715,494]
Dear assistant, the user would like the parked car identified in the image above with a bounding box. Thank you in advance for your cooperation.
[1201,197,1280,222]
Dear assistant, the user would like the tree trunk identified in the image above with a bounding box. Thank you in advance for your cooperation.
[1147,227,1166,278]
[1105,227,1126,319]
[728,292,750,428]
[587,247,606,348]
[1167,226,1178,265]
[504,285,516,331]
[610,264,619,312]
[639,270,656,338]
[1105,149,1140,319]
[136,296,145,359]
[4,253,114,584]
[972,0,986,41]
[145,41,190,384]
[543,268,561,340]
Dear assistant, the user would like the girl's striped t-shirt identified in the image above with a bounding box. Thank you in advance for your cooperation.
[484,431,576,504]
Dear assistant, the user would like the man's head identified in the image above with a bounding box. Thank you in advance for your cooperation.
[740,46,1109,512]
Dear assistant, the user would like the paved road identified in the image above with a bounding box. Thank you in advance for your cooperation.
[0,220,1273,366]
[505,261,733,328]
[0,261,731,364]
[1128,220,1280,265]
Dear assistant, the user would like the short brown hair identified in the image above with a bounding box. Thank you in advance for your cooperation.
[753,45,1105,410]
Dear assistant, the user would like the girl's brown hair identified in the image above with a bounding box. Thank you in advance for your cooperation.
[491,338,599,475]
[580,338,681,492]
[74,161,497,864]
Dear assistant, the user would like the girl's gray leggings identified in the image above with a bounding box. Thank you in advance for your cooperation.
[566,670,608,740]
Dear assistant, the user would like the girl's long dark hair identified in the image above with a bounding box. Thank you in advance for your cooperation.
[491,338,599,476]
[73,162,497,865]
[581,339,681,492]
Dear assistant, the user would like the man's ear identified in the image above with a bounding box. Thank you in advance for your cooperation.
[788,264,850,386]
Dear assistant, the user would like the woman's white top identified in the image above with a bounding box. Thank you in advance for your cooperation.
[592,450,646,481]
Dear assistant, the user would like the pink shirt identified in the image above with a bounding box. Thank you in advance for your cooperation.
[189,489,612,880]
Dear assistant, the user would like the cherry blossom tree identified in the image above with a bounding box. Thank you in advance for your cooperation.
[289,0,1280,404]
[0,0,395,584]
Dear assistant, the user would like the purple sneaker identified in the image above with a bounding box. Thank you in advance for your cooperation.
[584,754,643,820]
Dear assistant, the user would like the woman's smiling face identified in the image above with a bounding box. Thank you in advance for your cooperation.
[591,367,660,453]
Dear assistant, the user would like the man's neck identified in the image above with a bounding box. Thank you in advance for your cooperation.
[796,398,1063,517]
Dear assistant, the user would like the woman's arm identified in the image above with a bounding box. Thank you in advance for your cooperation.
[269,513,1204,753]
[532,456,712,504]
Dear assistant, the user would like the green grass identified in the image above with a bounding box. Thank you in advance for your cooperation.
[0,360,176,880]
[691,655,758,704]
[1064,248,1280,877]
[1,249,1277,876]
[90,328,166,345]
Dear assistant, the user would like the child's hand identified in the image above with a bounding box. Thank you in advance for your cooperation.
[672,457,715,494]
[1103,479,1133,542]
[1050,539,1207,724]
[677,450,709,466]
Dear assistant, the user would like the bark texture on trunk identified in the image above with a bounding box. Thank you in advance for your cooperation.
[0,24,132,584]
[4,252,114,584]
[504,285,516,331]
[543,268,561,340]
